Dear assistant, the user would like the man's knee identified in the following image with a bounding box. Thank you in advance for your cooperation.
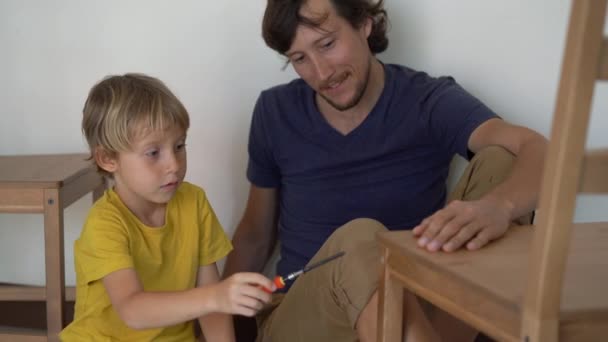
[451,145,516,202]
[458,145,534,224]
[261,220,387,341]
[327,218,387,248]
[313,218,386,274]
[470,145,515,174]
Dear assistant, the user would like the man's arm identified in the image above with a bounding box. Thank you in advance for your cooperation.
[468,118,548,220]
[413,118,548,252]
[223,184,279,277]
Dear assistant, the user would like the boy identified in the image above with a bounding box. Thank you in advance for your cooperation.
[60,74,275,341]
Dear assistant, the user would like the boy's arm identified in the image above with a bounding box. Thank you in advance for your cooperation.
[223,185,279,277]
[102,268,217,329]
[103,267,272,330]
[197,264,235,342]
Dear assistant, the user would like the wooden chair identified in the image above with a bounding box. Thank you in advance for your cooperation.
[0,154,105,342]
[376,0,608,341]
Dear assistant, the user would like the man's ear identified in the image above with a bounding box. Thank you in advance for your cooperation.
[363,16,373,39]
[94,147,118,174]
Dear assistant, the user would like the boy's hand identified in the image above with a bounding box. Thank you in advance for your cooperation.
[212,272,275,317]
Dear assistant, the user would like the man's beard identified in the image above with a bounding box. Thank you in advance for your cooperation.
[319,60,372,112]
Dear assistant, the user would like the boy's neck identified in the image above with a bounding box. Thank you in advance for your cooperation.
[112,183,167,228]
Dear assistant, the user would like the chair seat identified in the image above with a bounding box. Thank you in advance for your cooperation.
[377,222,608,341]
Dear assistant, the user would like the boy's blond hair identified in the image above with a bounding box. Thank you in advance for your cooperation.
[82,73,190,176]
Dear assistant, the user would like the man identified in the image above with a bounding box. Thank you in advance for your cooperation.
[223,0,547,341]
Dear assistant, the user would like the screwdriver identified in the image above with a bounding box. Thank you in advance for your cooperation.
[263,251,346,293]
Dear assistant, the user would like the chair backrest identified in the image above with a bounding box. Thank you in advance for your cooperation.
[522,0,608,340]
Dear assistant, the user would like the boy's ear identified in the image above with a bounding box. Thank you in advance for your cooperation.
[94,147,118,174]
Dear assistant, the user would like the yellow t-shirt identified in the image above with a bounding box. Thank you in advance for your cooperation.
[60,182,233,341]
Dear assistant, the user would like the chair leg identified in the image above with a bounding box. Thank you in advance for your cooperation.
[44,189,65,342]
[377,247,404,342]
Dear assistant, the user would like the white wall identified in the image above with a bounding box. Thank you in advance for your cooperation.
[0,0,606,286]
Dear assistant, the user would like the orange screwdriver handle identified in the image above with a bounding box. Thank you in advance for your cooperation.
[261,276,286,293]
[274,275,286,289]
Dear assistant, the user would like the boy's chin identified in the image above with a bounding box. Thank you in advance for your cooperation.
[148,193,176,204]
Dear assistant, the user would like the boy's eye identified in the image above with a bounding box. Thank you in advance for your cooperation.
[176,143,186,151]
[145,150,159,157]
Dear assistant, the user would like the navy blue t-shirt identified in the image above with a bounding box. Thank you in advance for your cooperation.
[247,64,497,286]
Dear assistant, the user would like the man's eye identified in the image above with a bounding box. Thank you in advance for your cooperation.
[176,143,186,151]
[292,56,305,64]
[322,40,335,49]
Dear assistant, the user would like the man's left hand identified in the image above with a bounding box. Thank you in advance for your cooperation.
[412,196,514,252]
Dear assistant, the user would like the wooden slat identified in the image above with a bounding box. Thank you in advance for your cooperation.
[0,331,46,342]
[0,189,43,213]
[561,317,608,341]
[0,286,44,301]
[0,285,75,301]
[0,154,92,189]
[580,149,608,193]
[600,38,608,80]
[60,168,104,208]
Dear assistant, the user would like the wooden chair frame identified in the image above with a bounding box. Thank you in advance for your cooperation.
[0,154,105,342]
[377,0,608,341]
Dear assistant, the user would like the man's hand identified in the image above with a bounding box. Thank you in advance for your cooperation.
[412,196,514,252]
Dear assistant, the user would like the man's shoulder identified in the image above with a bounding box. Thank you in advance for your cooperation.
[252,78,310,126]
[384,63,461,112]
[387,63,453,89]
[258,78,308,104]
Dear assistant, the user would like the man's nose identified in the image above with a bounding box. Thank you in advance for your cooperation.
[311,56,334,82]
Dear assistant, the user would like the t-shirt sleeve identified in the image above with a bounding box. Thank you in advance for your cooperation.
[74,210,134,285]
[424,77,499,159]
[198,190,233,266]
[246,94,281,188]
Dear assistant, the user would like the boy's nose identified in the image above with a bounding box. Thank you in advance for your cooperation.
[165,152,180,172]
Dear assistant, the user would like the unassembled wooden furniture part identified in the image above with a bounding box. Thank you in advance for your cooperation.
[0,154,105,342]
[377,0,608,341]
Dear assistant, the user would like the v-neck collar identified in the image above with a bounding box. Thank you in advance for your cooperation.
[305,63,394,143]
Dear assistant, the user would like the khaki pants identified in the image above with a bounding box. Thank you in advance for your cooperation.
[255,146,532,342]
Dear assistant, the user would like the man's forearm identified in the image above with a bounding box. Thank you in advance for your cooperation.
[484,136,548,220]
[198,313,235,342]
[223,230,275,278]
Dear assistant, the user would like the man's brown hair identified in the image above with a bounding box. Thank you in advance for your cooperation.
[262,0,389,55]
